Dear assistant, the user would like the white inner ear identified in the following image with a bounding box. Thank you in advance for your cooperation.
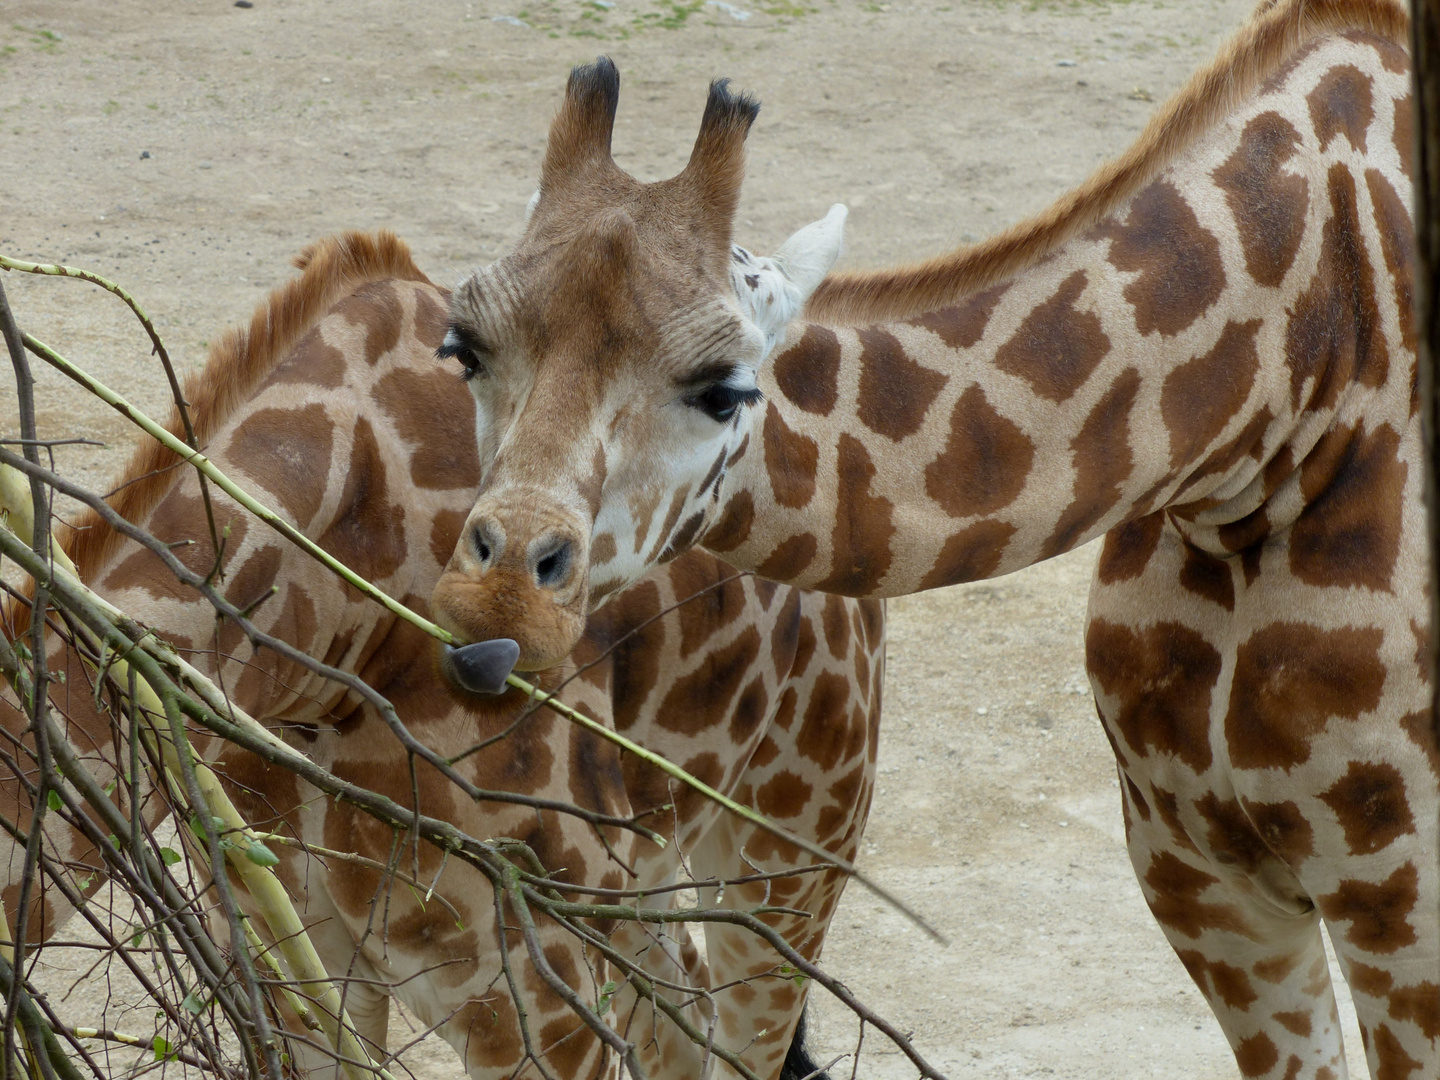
[730,204,847,359]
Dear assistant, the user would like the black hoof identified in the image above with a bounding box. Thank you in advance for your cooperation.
[442,639,520,695]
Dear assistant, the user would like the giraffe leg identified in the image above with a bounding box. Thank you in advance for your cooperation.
[1317,850,1439,1079]
[610,884,713,1079]
[1120,773,1350,1080]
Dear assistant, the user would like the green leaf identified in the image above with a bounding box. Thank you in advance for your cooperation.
[597,979,619,1013]
[45,788,62,812]
[132,929,145,948]
[151,1035,173,1062]
[242,841,279,867]
[103,780,117,797]
[181,990,205,1015]
[160,847,182,866]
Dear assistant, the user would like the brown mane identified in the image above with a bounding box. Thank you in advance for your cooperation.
[67,230,431,582]
[804,0,1410,324]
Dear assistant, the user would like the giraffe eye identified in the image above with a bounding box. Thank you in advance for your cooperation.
[437,327,489,381]
[685,382,762,423]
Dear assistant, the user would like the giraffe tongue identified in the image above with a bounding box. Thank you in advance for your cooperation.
[442,639,521,695]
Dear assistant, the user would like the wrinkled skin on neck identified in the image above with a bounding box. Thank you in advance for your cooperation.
[429,57,843,670]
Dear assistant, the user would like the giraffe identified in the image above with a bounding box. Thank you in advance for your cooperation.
[425,1,1437,1076]
[0,231,884,1080]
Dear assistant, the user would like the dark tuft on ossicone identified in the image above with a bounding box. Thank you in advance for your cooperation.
[567,56,621,130]
[701,77,760,136]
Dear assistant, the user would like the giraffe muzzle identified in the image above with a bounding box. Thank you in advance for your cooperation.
[441,638,522,695]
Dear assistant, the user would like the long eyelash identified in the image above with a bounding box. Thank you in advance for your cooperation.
[733,386,764,406]
[435,327,471,361]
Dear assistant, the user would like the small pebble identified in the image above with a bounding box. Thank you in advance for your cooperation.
[198,161,212,169]
[320,76,332,84]
[139,150,151,160]
[234,1,253,7]
[492,14,529,26]
[1057,59,1077,67]
[976,706,988,716]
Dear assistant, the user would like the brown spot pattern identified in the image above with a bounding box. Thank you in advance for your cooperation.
[917,519,1017,590]
[1318,761,1415,855]
[763,403,820,509]
[1372,1023,1423,1080]
[373,366,482,490]
[796,671,856,771]
[855,326,947,441]
[412,287,450,348]
[1087,619,1220,772]
[1318,862,1419,953]
[757,533,818,582]
[264,325,346,389]
[994,270,1111,401]
[669,556,749,659]
[703,488,755,552]
[813,435,896,595]
[227,402,334,528]
[1143,851,1254,939]
[1179,544,1235,611]
[334,280,404,364]
[1394,93,1415,179]
[1104,180,1226,336]
[773,324,841,415]
[654,627,762,736]
[1212,112,1309,287]
[1193,793,1273,876]
[1366,168,1416,352]
[1226,623,1385,770]
[429,508,467,569]
[1234,1032,1279,1078]
[1042,367,1140,559]
[1097,513,1164,584]
[1285,164,1388,412]
[1240,797,1316,869]
[1161,320,1261,471]
[1288,422,1406,594]
[1176,950,1258,1010]
[319,416,408,583]
[1307,64,1374,154]
[909,283,1009,350]
[924,385,1035,518]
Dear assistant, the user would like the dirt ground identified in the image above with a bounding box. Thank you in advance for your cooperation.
[0,0,1375,1077]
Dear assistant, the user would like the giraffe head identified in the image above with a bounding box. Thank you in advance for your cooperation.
[431,57,844,673]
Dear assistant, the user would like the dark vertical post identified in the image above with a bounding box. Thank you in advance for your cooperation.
[1413,2,1440,739]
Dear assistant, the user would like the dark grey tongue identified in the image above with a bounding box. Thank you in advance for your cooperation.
[443,639,521,695]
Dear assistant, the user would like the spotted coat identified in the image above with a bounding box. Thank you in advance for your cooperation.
[428,2,1436,1077]
[0,234,883,1080]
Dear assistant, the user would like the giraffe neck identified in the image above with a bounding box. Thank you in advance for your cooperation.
[705,26,1413,597]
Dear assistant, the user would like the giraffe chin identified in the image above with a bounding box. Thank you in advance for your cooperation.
[440,640,521,695]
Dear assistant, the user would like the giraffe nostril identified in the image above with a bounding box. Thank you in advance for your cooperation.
[533,540,572,590]
[474,528,492,563]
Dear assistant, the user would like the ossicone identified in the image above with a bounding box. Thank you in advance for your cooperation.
[542,56,622,183]
[683,78,762,258]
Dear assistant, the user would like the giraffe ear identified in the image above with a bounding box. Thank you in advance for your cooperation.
[771,203,847,298]
[730,204,847,358]
[522,189,542,226]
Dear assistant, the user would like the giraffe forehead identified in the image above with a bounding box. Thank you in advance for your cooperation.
[457,253,754,389]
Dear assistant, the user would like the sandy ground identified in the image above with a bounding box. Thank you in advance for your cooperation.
[0,1,1375,1077]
